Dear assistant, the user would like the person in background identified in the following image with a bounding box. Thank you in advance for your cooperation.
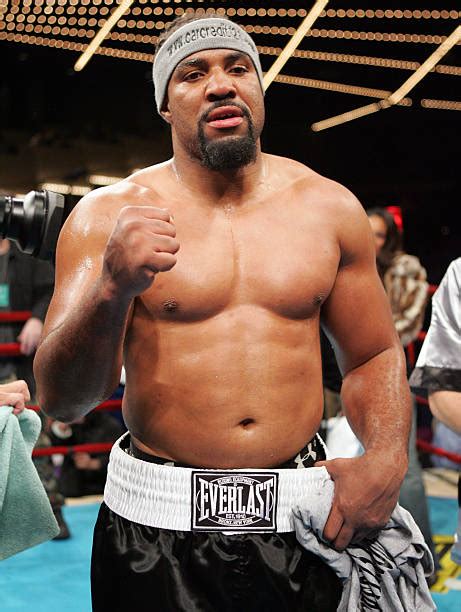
[0,238,69,538]
[410,258,461,565]
[0,239,55,393]
[0,378,30,414]
[431,420,461,471]
[50,412,125,498]
[367,207,437,571]
[367,208,428,347]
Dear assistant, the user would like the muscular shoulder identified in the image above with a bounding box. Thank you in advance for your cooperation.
[266,153,362,212]
[55,173,164,274]
[62,167,167,239]
[72,178,157,222]
[279,157,373,265]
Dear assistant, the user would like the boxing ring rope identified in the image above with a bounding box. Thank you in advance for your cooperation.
[1,299,458,464]
[26,399,123,414]
[0,311,32,322]
[415,440,461,465]
[0,309,123,458]
[31,437,461,463]
[0,343,23,356]
[32,442,113,457]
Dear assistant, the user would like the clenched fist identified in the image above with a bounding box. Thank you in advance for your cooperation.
[102,206,179,299]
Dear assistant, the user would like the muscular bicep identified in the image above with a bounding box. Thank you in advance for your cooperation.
[321,198,400,375]
[41,196,112,336]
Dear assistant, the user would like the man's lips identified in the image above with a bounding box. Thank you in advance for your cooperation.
[207,116,244,129]
[205,106,245,129]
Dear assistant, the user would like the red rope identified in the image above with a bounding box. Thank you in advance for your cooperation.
[406,343,416,368]
[0,342,22,356]
[32,438,461,464]
[0,311,32,322]
[33,442,113,457]
[417,439,461,464]
[26,398,122,413]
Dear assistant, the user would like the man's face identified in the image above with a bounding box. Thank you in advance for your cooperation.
[162,48,265,170]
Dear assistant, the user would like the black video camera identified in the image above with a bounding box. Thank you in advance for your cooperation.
[0,190,68,260]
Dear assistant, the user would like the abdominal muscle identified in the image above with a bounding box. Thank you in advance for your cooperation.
[122,310,325,469]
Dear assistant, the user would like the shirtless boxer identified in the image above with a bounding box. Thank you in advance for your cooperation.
[34,13,412,611]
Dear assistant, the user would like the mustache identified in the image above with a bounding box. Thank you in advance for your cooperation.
[200,100,251,124]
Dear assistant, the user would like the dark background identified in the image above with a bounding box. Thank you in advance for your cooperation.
[1,0,460,282]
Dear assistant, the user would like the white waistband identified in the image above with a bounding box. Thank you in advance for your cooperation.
[104,433,332,533]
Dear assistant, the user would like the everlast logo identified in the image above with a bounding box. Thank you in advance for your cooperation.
[191,472,278,531]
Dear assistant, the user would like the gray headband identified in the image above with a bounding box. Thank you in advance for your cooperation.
[153,18,264,114]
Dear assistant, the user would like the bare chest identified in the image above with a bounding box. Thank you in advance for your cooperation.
[138,203,339,322]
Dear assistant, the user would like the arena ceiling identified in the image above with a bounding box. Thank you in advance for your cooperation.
[1,2,460,277]
[2,1,459,115]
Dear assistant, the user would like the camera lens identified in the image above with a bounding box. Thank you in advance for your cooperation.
[0,190,65,259]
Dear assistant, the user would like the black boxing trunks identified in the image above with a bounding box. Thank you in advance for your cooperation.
[91,433,342,612]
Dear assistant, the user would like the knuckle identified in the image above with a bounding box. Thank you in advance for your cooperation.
[156,254,177,271]
[159,221,176,237]
[18,379,27,387]
[169,239,180,253]
[125,219,145,234]
[150,207,171,222]
[322,528,333,541]
[119,205,137,219]
[126,231,146,251]
[153,236,179,254]
[152,220,167,232]
[366,517,383,531]
[158,208,171,220]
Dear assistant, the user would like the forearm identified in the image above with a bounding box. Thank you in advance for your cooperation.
[429,391,461,434]
[34,279,131,422]
[340,345,411,468]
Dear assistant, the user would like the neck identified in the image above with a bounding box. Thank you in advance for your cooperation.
[169,142,266,206]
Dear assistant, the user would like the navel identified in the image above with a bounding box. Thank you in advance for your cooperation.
[239,418,255,428]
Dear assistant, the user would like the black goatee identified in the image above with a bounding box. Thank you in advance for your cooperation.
[197,102,257,171]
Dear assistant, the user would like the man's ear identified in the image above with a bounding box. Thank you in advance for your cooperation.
[161,97,172,124]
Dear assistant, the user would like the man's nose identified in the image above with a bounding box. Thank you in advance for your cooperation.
[205,69,237,101]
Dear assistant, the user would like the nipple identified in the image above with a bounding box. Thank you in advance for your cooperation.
[163,299,178,312]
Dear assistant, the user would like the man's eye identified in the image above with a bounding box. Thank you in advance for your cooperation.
[184,72,202,81]
[230,66,249,74]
